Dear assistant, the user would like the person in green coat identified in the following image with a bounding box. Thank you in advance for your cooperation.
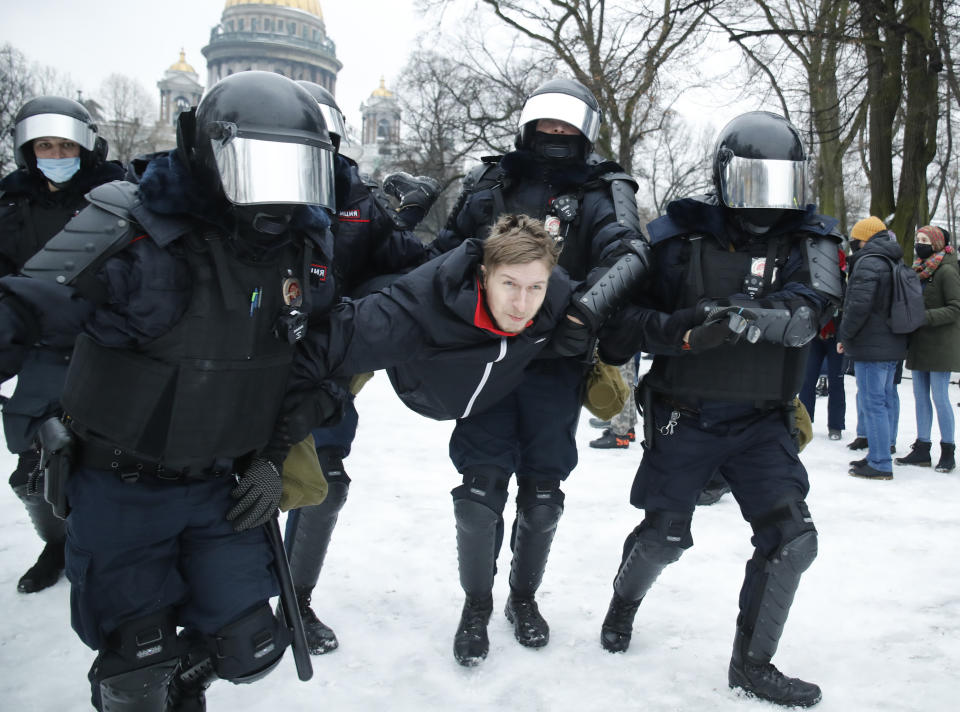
[896,225,960,472]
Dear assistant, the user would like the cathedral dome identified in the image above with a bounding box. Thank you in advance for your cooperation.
[224,0,323,17]
[167,50,196,74]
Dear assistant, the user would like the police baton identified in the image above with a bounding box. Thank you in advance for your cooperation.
[264,514,313,681]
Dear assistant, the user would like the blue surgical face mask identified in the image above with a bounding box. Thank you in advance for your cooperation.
[36,157,81,184]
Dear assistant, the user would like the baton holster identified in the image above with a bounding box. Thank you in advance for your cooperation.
[37,417,75,519]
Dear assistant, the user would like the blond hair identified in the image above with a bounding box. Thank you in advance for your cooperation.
[482,214,560,272]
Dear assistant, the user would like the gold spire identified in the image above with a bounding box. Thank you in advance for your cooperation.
[168,49,196,74]
[224,0,323,18]
[371,77,394,98]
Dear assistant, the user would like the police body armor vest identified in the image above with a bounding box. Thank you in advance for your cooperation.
[645,233,809,406]
[0,192,86,273]
[62,233,303,472]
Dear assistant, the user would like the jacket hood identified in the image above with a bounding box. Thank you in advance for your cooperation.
[850,231,903,266]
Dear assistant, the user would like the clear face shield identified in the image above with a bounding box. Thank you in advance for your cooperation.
[14,113,97,153]
[718,154,808,210]
[209,128,336,211]
[318,104,346,145]
[518,92,601,144]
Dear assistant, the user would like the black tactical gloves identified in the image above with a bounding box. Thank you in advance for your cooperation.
[383,172,440,229]
[550,315,591,358]
[227,458,283,532]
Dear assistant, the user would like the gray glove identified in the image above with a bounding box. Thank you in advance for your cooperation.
[227,458,282,532]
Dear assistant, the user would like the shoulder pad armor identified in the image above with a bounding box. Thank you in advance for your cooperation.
[462,162,502,194]
[803,234,843,301]
[84,180,138,222]
[22,198,138,287]
[601,172,642,236]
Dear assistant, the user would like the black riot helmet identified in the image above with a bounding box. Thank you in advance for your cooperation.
[12,96,107,175]
[296,81,346,152]
[179,71,336,220]
[515,78,602,162]
[712,111,808,234]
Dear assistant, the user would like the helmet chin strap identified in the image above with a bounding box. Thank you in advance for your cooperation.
[233,205,294,235]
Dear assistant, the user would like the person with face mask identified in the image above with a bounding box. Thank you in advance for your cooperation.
[595,111,843,707]
[895,225,960,473]
[837,217,908,480]
[427,77,649,665]
[0,96,124,596]
[0,71,344,711]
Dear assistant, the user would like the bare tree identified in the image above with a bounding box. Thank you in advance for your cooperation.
[96,74,162,165]
[707,0,867,231]
[634,109,713,219]
[0,44,34,175]
[421,0,717,173]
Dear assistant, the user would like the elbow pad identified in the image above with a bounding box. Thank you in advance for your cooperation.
[572,239,650,331]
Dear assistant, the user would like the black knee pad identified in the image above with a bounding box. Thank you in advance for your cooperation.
[515,478,565,512]
[317,475,350,517]
[316,448,350,482]
[451,466,510,514]
[633,510,693,555]
[93,608,180,711]
[209,603,291,684]
[749,499,818,565]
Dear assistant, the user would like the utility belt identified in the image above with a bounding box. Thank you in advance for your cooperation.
[74,433,237,484]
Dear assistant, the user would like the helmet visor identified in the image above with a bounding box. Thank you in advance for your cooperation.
[720,156,807,210]
[318,104,346,143]
[518,92,601,144]
[211,135,336,210]
[14,113,97,152]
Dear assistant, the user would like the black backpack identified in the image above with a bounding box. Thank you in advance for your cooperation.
[859,253,926,334]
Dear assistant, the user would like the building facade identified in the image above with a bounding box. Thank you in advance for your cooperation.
[201,0,342,91]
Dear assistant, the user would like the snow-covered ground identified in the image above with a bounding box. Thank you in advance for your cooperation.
[1,370,958,711]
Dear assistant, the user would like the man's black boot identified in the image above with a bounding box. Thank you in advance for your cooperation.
[12,478,66,593]
[295,588,338,654]
[600,592,641,653]
[894,439,932,467]
[453,595,493,666]
[729,629,821,707]
[18,539,65,593]
[504,593,549,648]
[165,636,216,712]
[935,442,955,473]
[846,436,868,450]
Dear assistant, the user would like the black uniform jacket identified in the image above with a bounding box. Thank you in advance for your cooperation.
[0,161,125,276]
[298,238,577,420]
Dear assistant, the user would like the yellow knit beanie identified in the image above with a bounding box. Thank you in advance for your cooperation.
[850,216,887,242]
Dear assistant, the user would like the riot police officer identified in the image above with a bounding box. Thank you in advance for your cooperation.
[284,80,439,655]
[597,112,842,707]
[0,96,124,594]
[432,77,647,666]
[0,71,341,711]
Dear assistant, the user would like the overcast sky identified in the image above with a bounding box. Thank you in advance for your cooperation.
[0,0,429,130]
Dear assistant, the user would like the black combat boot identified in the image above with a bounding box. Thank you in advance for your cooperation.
[453,595,493,666]
[18,540,65,593]
[504,593,549,648]
[295,588,339,654]
[894,439,932,467]
[506,497,562,648]
[846,436,868,450]
[12,479,66,593]
[600,592,641,653]
[729,628,821,707]
[935,442,955,473]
